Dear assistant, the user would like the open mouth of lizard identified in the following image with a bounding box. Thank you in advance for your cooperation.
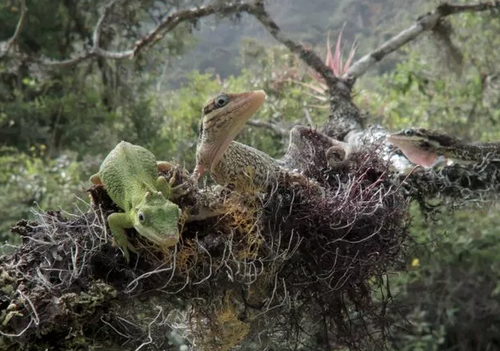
[387,135,440,167]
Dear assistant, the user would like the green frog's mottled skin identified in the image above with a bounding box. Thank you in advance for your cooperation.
[91,141,181,261]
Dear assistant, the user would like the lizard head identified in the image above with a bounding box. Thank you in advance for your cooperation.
[387,128,443,167]
[133,191,182,249]
[195,90,267,177]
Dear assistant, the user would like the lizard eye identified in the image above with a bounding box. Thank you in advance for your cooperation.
[215,94,229,108]
[138,212,145,223]
[403,128,414,136]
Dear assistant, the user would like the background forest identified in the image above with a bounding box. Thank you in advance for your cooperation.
[1,0,500,350]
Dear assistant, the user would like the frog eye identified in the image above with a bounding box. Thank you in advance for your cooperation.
[215,94,229,108]
[403,128,414,136]
[138,212,146,223]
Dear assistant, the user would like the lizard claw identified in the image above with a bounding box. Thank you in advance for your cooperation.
[169,167,192,199]
[171,181,191,199]
[156,176,191,200]
[157,162,192,200]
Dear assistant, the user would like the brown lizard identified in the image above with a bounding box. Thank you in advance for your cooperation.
[387,128,500,168]
[194,90,326,193]
[193,90,268,184]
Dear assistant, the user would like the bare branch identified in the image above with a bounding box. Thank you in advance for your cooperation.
[5,0,497,85]
[35,1,253,66]
[44,0,132,66]
[247,1,339,91]
[132,2,253,57]
[27,0,343,101]
[92,0,118,49]
[303,107,315,127]
[247,120,290,137]
[0,0,27,58]
[344,1,500,81]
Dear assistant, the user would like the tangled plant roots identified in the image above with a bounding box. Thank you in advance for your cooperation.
[405,159,500,215]
[249,147,410,349]
[0,147,410,350]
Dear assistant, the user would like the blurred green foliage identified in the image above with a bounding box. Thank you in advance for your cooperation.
[1,0,500,349]
[358,11,500,141]
[385,204,500,351]
[0,145,91,244]
[354,6,500,350]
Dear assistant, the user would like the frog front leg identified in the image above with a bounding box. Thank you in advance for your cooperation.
[156,161,190,200]
[107,212,138,262]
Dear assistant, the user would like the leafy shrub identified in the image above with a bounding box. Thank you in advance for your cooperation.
[0,146,91,245]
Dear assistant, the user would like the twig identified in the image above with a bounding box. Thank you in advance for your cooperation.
[132,2,253,57]
[0,0,28,58]
[44,0,132,66]
[92,0,118,50]
[247,120,289,137]
[344,1,500,82]
[303,107,315,128]
[135,306,163,351]
[1,0,341,103]
[247,1,338,91]
[33,1,254,66]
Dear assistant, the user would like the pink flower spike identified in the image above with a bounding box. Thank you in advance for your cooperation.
[292,80,328,95]
[332,25,345,77]
[344,40,358,74]
[326,30,334,72]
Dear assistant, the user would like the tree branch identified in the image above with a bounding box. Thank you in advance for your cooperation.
[0,0,344,103]
[344,1,500,82]
[132,2,253,57]
[8,0,336,94]
[246,120,289,137]
[404,161,500,210]
[43,0,132,66]
[0,0,27,58]
[247,1,339,91]
[92,0,117,50]
[34,1,254,66]
[31,0,339,93]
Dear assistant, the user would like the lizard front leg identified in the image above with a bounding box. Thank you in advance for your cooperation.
[156,161,191,200]
[107,212,137,263]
